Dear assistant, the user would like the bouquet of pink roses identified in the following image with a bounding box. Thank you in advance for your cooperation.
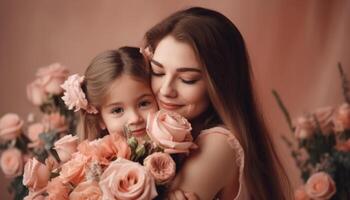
[22,109,197,200]
[0,63,77,200]
[274,63,350,200]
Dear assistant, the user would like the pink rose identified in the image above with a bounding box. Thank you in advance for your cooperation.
[333,103,350,132]
[146,110,197,154]
[61,74,98,114]
[78,134,131,165]
[42,112,68,133]
[99,158,157,200]
[23,158,50,191]
[294,116,316,139]
[45,155,60,170]
[27,123,45,148]
[313,107,335,135]
[69,180,102,200]
[335,139,350,152]
[59,153,89,185]
[27,123,45,142]
[24,193,46,200]
[36,63,69,95]
[54,134,79,163]
[144,152,176,184]
[0,148,23,177]
[26,79,48,106]
[46,177,70,200]
[305,172,336,200]
[0,113,24,141]
[294,186,311,200]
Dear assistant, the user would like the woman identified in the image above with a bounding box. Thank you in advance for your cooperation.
[141,7,291,200]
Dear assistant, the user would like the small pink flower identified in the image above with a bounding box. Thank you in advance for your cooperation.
[333,103,350,132]
[59,153,89,185]
[305,172,336,200]
[139,46,153,59]
[23,158,50,191]
[335,139,350,152]
[27,123,45,142]
[0,148,23,177]
[26,79,48,106]
[42,112,68,133]
[99,158,157,200]
[77,134,131,165]
[294,186,311,200]
[0,113,24,141]
[24,193,46,200]
[27,123,45,148]
[54,134,79,163]
[46,177,70,200]
[69,180,102,200]
[36,63,69,95]
[313,107,335,135]
[61,74,98,114]
[146,110,197,154]
[294,116,316,139]
[144,152,176,185]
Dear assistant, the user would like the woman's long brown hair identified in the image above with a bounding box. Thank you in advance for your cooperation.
[144,7,292,199]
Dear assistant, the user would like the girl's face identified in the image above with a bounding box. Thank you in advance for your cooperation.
[150,35,210,120]
[100,74,158,138]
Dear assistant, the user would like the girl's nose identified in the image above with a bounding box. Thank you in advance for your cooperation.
[127,110,144,125]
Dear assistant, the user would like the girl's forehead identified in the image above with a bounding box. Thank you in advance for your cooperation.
[103,74,153,106]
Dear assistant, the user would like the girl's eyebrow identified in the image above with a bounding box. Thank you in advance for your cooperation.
[150,59,201,73]
[137,93,153,101]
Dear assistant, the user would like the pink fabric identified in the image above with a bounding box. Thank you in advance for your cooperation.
[198,126,246,200]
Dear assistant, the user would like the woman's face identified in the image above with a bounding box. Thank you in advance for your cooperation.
[150,35,210,120]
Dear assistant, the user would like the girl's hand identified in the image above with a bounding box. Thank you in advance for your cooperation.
[167,189,199,200]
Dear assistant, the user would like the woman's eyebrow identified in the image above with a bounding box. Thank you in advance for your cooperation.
[151,59,201,73]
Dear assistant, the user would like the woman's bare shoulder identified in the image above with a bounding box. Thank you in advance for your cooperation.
[170,127,240,200]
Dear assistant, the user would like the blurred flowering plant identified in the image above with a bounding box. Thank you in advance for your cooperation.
[274,63,350,200]
[0,63,76,200]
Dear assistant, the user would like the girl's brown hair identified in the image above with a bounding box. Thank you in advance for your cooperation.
[77,46,149,141]
[144,7,291,199]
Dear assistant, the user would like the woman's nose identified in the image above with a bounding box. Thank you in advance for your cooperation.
[159,77,177,98]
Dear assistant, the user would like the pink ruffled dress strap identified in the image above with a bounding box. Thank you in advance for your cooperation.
[198,126,245,200]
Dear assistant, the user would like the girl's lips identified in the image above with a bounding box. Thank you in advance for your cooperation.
[159,100,183,110]
[131,128,146,137]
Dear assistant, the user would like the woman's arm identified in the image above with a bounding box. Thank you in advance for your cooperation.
[168,132,239,200]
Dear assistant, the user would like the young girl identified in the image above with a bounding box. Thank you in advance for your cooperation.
[142,7,292,200]
[63,46,158,142]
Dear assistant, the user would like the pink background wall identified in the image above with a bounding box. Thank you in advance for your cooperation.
[1,0,349,198]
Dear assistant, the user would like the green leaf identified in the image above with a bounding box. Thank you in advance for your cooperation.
[272,90,295,133]
[338,62,350,104]
[33,147,49,164]
[9,176,29,200]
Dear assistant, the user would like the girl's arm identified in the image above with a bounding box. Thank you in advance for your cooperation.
[168,132,240,200]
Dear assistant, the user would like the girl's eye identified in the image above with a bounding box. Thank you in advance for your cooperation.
[181,79,199,84]
[111,107,124,114]
[139,100,152,108]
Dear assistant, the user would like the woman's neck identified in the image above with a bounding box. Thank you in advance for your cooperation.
[189,106,222,139]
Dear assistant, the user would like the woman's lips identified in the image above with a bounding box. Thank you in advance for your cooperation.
[131,128,146,137]
[159,100,183,110]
